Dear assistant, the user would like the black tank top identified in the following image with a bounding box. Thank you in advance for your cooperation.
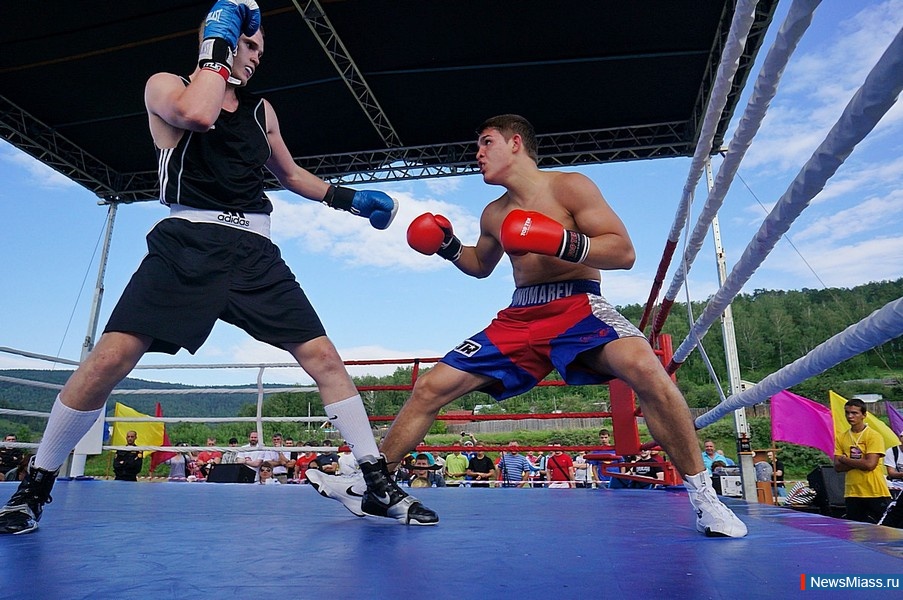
[158,78,273,214]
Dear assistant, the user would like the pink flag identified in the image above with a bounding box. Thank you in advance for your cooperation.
[887,402,903,439]
[770,390,834,457]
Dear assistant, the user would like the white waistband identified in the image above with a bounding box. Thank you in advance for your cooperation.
[167,205,271,238]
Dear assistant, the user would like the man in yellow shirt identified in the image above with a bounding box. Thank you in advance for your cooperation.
[834,399,891,523]
[443,442,470,487]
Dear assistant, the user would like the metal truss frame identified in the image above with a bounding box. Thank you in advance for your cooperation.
[0,0,778,204]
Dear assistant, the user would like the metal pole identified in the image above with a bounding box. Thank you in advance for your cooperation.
[705,158,757,501]
[713,213,757,500]
[704,158,756,501]
[256,366,265,442]
[69,202,118,477]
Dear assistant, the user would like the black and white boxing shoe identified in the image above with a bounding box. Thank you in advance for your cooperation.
[305,469,367,517]
[0,458,58,535]
[359,456,439,526]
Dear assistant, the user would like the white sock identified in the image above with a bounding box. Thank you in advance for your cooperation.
[683,471,710,490]
[33,396,104,471]
[323,395,380,462]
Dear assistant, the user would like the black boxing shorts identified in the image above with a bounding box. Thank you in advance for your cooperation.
[104,217,325,354]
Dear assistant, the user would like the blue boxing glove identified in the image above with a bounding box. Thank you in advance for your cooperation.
[203,0,260,49]
[323,186,398,230]
[352,190,399,230]
[199,1,261,80]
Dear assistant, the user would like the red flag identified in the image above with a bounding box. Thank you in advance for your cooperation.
[149,402,177,473]
[770,390,834,457]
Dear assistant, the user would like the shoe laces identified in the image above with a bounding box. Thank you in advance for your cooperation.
[362,465,410,504]
[9,486,52,508]
[12,467,56,507]
[367,471,405,499]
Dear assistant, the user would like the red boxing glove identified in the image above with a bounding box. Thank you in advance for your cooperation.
[500,209,590,263]
[407,213,463,261]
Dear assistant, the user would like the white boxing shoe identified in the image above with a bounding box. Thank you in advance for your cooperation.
[684,471,748,538]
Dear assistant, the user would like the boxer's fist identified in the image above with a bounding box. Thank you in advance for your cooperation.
[407,213,462,261]
[407,213,445,254]
[203,0,261,49]
[350,190,398,230]
[198,1,260,80]
[500,209,590,263]
[322,186,398,230]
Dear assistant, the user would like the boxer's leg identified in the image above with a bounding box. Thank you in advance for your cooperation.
[589,337,748,537]
[358,364,488,525]
[286,336,437,524]
[1,332,150,535]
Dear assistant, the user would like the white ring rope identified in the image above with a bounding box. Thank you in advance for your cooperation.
[103,445,340,454]
[0,375,62,391]
[659,0,822,321]
[0,345,315,372]
[671,26,903,366]
[109,386,319,395]
[0,409,332,423]
[103,416,328,423]
[666,0,759,244]
[695,296,903,428]
[0,374,318,396]
[0,408,52,418]
[0,346,81,366]
[638,0,759,331]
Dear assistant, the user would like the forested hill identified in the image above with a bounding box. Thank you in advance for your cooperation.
[0,370,264,417]
[617,278,903,406]
[2,279,901,418]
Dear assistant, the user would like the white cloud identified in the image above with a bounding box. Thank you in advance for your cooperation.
[1,146,77,190]
[424,176,463,195]
[773,235,903,287]
[268,190,481,271]
[225,339,292,365]
[743,1,903,173]
[194,338,315,385]
[742,109,832,172]
[783,1,903,96]
[793,190,903,242]
[728,154,903,243]
[600,272,655,306]
[816,156,903,203]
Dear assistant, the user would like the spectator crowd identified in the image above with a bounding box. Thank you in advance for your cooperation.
[5,422,902,530]
[0,428,674,489]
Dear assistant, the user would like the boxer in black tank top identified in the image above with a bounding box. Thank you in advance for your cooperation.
[0,1,437,536]
[158,79,271,214]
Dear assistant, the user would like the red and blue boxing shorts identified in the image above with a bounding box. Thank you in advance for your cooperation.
[440,280,643,400]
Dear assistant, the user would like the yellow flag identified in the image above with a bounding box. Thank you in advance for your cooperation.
[111,402,164,453]
[829,390,899,452]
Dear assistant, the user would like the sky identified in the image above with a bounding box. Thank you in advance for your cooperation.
[1,1,901,388]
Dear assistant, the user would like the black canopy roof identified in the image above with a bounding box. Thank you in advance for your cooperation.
[0,0,778,202]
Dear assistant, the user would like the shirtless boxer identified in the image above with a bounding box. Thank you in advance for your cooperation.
[311,114,746,537]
